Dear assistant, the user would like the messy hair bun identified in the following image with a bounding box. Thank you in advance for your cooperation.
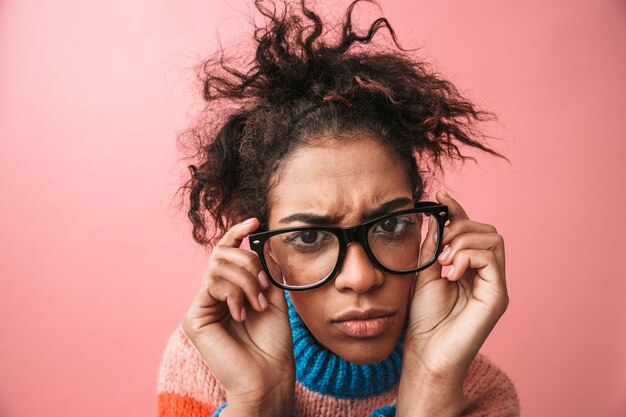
[176,0,507,247]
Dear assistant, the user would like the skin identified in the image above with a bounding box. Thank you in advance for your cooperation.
[181,134,509,417]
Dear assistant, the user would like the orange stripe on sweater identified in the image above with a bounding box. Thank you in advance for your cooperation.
[157,391,217,417]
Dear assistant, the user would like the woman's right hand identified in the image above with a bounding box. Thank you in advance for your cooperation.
[181,218,295,417]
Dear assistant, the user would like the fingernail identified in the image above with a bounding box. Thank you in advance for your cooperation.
[240,306,246,321]
[446,265,455,279]
[438,246,451,261]
[242,218,255,225]
[258,292,268,310]
[258,270,270,289]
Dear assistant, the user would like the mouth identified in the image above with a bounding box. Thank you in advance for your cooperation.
[331,309,396,338]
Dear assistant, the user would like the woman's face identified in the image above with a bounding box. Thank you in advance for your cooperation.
[267,134,416,364]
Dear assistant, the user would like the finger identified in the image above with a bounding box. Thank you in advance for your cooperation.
[217,218,259,248]
[262,255,289,311]
[437,232,505,273]
[192,275,245,322]
[208,245,269,311]
[184,279,252,376]
[415,214,442,283]
[209,259,268,313]
[441,218,498,246]
[414,215,447,292]
[210,245,268,289]
[419,213,440,263]
[445,249,507,300]
[436,189,469,222]
[447,249,510,332]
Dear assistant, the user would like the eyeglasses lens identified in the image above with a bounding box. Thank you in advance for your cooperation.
[263,230,340,288]
[367,211,436,272]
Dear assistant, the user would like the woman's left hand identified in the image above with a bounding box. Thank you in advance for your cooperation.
[397,189,509,416]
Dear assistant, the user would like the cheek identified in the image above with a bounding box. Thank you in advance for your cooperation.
[388,274,415,315]
[288,288,340,350]
[394,275,415,296]
[289,291,327,328]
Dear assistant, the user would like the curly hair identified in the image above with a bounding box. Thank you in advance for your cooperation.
[175,0,508,248]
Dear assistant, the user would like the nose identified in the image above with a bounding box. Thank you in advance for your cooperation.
[334,242,384,293]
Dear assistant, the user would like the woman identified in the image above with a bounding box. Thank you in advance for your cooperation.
[157,1,520,415]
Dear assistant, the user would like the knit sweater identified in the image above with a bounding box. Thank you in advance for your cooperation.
[157,295,520,416]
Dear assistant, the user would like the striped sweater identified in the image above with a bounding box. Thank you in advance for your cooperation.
[157,295,520,416]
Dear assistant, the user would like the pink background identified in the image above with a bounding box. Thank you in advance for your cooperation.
[1,0,625,416]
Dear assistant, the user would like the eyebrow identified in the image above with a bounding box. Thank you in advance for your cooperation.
[364,197,414,220]
[278,196,413,226]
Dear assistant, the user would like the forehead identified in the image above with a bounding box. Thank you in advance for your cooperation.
[267,135,413,225]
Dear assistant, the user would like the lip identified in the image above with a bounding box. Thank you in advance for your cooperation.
[331,309,396,338]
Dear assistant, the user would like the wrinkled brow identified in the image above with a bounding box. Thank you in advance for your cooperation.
[278,196,413,226]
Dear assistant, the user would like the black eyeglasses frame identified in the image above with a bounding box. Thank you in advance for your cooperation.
[248,202,449,291]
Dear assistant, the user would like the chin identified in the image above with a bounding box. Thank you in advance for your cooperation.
[333,338,398,364]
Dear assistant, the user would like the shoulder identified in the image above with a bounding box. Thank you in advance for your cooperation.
[462,353,521,417]
[156,324,225,416]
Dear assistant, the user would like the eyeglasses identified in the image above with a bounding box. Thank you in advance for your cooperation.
[249,202,448,291]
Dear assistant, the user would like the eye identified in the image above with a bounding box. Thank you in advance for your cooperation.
[284,230,332,247]
[373,216,415,235]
